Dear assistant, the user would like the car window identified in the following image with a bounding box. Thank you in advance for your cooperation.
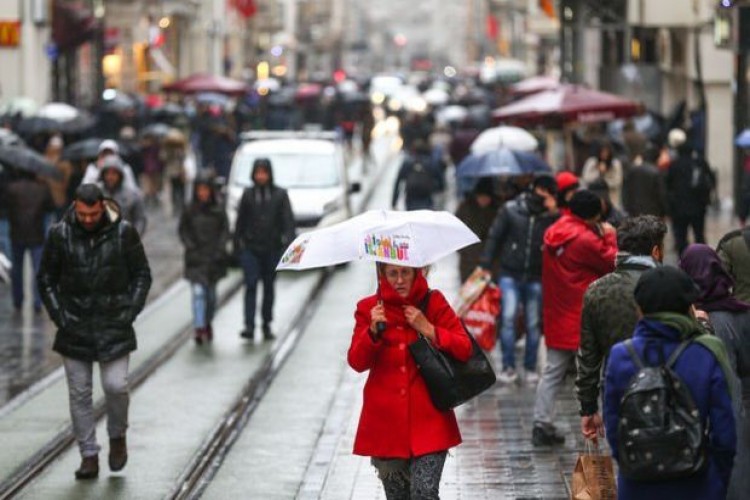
[232,151,340,189]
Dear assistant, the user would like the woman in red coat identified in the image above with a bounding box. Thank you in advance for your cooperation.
[348,263,472,499]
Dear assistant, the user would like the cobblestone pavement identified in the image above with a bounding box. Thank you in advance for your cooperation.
[0,206,184,405]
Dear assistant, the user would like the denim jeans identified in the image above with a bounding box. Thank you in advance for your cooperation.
[11,242,43,309]
[498,276,542,371]
[191,282,217,329]
[63,355,130,458]
[239,249,278,330]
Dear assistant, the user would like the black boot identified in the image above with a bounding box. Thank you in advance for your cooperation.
[532,424,565,446]
[194,328,204,345]
[109,436,128,471]
[262,324,275,341]
[240,327,254,340]
[75,455,99,480]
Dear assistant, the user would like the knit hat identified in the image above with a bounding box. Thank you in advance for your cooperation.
[568,189,602,220]
[634,266,700,315]
[556,171,579,192]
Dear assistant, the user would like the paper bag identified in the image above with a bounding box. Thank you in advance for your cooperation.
[571,445,616,500]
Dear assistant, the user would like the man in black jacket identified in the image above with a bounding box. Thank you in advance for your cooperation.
[234,158,295,341]
[37,184,152,480]
[479,175,559,384]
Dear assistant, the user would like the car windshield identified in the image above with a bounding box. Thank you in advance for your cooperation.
[232,151,340,189]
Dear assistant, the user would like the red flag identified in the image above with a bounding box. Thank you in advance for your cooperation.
[230,0,257,19]
[540,0,556,18]
[486,14,499,40]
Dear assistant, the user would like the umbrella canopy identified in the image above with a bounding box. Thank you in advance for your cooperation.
[195,92,231,107]
[294,83,323,101]
[492,85,641,127]
[456,148,551,179]
[163,73,249,95]
[277,210,479,271]
[0,97,38,118]
[37,102,80,122]
[16,116,63,136]
[60,137,137,162]
[0,129,24,147]
[102,92,139,112]
[0,146,62,180]
[736,129,750,148]
[470,126,539,154]
[255,78,281,92]
[140,122,171,138]
[423,88,450,106]
[510,76,560,96]
[436,105,469,125]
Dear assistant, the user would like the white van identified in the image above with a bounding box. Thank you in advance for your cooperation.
[225,131,361,231]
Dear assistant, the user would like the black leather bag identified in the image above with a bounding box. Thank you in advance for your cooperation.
[409,291,496,411]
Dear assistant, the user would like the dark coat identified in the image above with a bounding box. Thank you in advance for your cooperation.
[179,202,229,286]
[604,320,736,500]
[37,201,152,362]
[234,164,295,255]
[454,196,498,282]
[4,177,54,246]
[717,228,750,303]
[575,255,657,415]
[622,162,667,217]
[665,150,713,217]
[480,193,559,282]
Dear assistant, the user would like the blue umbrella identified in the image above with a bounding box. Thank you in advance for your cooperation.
[457,148,551,179]
[736,129,750,148]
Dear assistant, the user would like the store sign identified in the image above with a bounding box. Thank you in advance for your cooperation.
[0,21,20,47]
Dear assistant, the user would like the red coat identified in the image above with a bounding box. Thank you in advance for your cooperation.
[542,214,617,351]
[348,271,472,458]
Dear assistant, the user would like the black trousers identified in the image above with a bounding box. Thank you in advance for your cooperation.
[239,249,277,330]
[672,212,706,258]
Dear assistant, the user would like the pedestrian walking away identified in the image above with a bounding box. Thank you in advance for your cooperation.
[679,244,750,500]
[179,175,230,345]
[348,263,472,499]
[37,184,152,480]
[576,215,666,442]
[478,174,559,385]
[604,266,736,500]
[234,158,295,341]
[717,225,750,303]
[532,189,617,446]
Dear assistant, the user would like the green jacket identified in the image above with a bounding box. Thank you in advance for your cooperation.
[717,228,750,303]
[575,254,657,415]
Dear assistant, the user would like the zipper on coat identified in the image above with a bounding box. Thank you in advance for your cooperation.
[522,215,535,282]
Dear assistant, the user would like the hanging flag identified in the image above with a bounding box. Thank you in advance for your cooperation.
[540,0,556,18]
[230,0,257,19]
[486,14,499,40]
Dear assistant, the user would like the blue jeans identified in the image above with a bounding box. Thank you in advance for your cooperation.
[191,283,217,329]
[499,276,542,371]
[11,242,43,309]
[239,249,278,331]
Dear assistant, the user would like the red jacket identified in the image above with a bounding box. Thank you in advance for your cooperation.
[542,214,617,351]
[348,271,472,458]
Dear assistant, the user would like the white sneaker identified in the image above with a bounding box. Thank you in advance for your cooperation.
[525,371,540,385]
[498,368,518,384]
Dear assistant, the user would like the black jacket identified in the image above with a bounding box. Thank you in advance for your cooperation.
[622,161,667,217]
[179,202,230,286]
[4,177,54,246]
[234,181,295,255]
[37,201,152,362]
[479,193,559,281]
[666,150,714,217]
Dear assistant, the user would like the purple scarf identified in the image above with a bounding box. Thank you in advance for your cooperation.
[679,243,750,313]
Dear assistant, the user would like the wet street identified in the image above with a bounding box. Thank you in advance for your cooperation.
[0,130,741,499]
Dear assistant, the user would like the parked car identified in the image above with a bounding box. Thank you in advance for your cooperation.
[225,131,361,231]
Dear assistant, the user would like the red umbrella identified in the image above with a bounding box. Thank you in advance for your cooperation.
[509,75,560,96]
[162,73,249,96]
[493,85,642,127]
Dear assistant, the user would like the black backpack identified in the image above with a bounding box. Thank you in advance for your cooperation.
[617,339,707,481]
[405,162,435,199]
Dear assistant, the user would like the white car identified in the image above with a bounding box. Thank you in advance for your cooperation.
[226,131,361,231]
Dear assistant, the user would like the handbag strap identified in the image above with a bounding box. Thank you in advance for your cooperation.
[418,290,434,317]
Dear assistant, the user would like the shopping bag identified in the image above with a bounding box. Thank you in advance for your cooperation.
[462,284,500,351]
[455,268,490,316]
[571,441,617,500]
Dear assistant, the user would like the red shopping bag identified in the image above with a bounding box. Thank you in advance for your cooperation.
[461,284,501,351]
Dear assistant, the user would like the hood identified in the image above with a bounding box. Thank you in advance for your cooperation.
[251,160,275,185]
[377,267,430,307]
[543,213,592,250]
[191,173,218,206]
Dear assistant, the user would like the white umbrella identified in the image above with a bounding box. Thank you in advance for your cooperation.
[423,88,449,106]
[470,126,538,154]
[277,210,479,271]
[37,102,80,122]
[436,105,469,125]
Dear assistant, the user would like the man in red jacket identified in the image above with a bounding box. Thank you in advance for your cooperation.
[532,189,618,446]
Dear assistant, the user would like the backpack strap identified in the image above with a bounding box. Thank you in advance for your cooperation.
[665,340,691,369]
[623,339,644,370]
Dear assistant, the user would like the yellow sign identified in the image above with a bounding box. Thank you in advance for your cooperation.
[0,21,20,48]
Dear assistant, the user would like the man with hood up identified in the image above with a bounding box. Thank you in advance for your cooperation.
[37,184,152,480]
[532,189,617,446]
[98,155,147,236]
[82,139,139,190]
[234,158,295,341]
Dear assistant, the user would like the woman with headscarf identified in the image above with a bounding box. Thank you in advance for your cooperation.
[679,243,750,500]
[581,141,624,210]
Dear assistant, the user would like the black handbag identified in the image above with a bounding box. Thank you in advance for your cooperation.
[408,291,496,411]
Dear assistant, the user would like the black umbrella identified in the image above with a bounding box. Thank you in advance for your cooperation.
[16,116,62,136]
[0,129,25,147]
[0,146,62,180]
[140,122,171,138]
[62,137,139,162]
[149,103,186,122]
[61,112,96,135]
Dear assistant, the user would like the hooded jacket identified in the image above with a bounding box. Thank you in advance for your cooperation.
[542,214,617,350]
[479,192,559,281]
[37,200,152,362]
[717,227,750,303]
[234,162,295,254]
[99,161,147,235]
[348,270,472,458]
